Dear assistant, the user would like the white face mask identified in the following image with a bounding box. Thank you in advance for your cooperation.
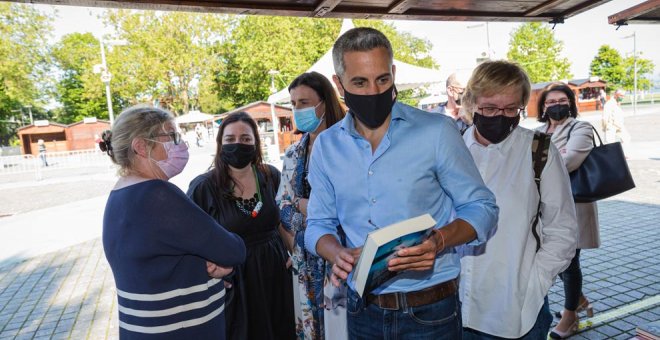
[149,141,189,179]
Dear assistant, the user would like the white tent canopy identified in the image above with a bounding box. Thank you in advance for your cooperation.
[175,110,214,124]
[268,19,444,104]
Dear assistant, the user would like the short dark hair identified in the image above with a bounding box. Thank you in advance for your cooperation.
[332,27,393,77]
[288,71,346,134]
[537,83,578,122]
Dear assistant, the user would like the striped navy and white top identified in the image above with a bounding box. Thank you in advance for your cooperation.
[103,180,246,339]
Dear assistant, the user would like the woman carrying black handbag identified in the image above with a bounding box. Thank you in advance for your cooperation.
[536,83,599,339]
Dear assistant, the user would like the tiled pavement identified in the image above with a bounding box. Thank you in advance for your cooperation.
[1,108,659,339]
[0,239,118,339]
[1,183,658,339]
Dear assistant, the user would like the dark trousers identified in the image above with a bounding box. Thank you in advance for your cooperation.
[559,249,582,311]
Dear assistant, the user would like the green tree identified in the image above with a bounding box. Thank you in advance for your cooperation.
[216,16,339,108]
[0,3,52,145]
[353,20,437,107]
[621,55,654,92]
[507,23,571,83]
[51,33,119,123]
[217,18,437,108]
[104,10,231,115]
[589,45,625,89]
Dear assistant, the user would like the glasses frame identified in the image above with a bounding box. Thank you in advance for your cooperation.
[150,131,182,145]
[544,98,570,106]
[477,106,524,117]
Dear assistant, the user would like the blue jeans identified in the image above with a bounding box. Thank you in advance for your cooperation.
[463,297,552,340]
[347,288,462,339]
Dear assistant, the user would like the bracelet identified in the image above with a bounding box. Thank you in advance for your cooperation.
[434,229,446,254]
[293,197,301,210]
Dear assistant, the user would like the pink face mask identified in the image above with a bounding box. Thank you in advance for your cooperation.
[151,141,189,179]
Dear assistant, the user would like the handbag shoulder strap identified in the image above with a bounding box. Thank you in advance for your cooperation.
[531,131,551,252]
[566,120,602,147]
[565,120,579,142]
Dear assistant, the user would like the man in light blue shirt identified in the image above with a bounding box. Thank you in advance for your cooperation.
[305,27,498,338]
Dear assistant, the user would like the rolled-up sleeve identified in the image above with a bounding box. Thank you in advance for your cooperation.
[305,138,340,256]
[436,126,498,245]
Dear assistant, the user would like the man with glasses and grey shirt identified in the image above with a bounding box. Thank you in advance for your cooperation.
[304,27,498,338]
[434,71,472,134]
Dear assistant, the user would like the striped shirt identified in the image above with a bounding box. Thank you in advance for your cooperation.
[103,180,246,339]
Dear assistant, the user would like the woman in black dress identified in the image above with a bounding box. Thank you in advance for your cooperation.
[188,111,295,340]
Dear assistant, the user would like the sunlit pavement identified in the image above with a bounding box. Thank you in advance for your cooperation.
[0,105,658,339]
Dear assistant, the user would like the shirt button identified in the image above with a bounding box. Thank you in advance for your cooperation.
[371,198,377,204]
[368,170,374,176]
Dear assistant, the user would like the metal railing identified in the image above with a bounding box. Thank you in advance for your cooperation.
[0,149,113,180]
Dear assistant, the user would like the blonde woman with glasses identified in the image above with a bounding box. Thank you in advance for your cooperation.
[459,61,578,339]
[100,105,246,339]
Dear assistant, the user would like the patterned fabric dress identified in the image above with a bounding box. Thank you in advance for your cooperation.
[276,134,346,340]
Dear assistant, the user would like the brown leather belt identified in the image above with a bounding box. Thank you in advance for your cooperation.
[366,278,458,310]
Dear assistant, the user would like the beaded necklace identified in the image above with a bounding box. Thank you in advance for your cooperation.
[234,164,263,218]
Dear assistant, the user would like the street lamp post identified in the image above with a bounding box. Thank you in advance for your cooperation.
[95,39,128,126]
[25,105,33,125]
[268,69,280,155]
[623,32,637,115]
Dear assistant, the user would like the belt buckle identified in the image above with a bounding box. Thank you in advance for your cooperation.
[378,293,400,311]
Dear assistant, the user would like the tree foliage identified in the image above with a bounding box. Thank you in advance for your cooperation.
[589,44,655,92]
[51,32,117,123]
[0,3,52,145]
[216,18,437,108]
[215,16,339,108]
[507,23,571,83]
[104,10,231,115]
[622,55,655,92]
[589,45,625,89]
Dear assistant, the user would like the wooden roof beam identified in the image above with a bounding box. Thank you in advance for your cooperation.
[313,0,343,17]
[388,0,413,15]
[608,0,660,25]
[524,0,566,17]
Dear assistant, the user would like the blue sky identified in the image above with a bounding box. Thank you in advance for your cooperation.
[36,0,659,83]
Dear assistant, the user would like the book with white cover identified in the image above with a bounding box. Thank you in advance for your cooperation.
[351,214,436,297]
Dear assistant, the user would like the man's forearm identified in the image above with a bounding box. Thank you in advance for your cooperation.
[434,218,477,253]
[316,234,344,264]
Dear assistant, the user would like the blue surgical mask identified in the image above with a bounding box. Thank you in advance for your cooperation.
[293,102,325,133]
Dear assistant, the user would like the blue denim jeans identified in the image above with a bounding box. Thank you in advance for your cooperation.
[346,288,462,340]
[463,297,552,340]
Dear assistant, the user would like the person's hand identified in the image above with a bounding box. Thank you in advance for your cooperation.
[387,236,439,272]
[297,198,309,216]
[330,247,362,287]
[206,261,233,279]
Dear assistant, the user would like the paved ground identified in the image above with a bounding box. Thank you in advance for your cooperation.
[0,105,658,339]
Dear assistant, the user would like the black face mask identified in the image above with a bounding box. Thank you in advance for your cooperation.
[342,84,398,129]
[545,104,570,121]
[221,143,256,169]
[473,112,520,144]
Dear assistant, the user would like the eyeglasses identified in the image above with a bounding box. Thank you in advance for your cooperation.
[545,98,570,106]
[478,107,523,117]
[150,132,182,145]
[448,86,465,95]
